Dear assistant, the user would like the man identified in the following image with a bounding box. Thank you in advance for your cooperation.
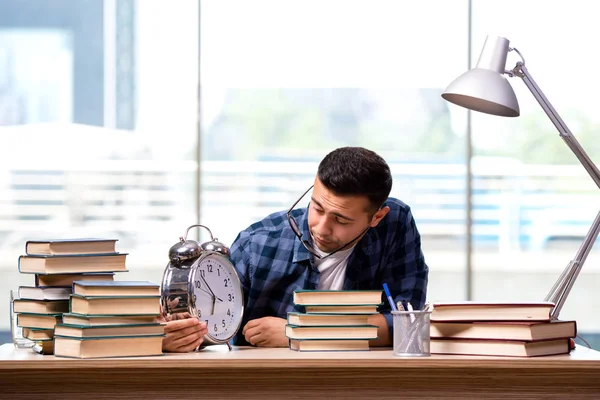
[161,146,429,352]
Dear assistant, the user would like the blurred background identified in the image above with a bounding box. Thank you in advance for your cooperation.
[1,0,599,348]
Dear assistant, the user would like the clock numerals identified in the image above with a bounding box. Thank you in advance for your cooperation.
[191,254,242,342]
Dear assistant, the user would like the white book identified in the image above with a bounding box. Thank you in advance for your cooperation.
[18,286,72,301]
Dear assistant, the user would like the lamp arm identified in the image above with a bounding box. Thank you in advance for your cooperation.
[514,63,600,187]
[513,63,600,320]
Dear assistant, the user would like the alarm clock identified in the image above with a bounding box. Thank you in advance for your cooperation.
[160,224,244,350]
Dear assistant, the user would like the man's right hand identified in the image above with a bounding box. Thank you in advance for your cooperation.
[159,312,208,353]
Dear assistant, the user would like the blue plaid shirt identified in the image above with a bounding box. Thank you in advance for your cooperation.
[229,197,429,345]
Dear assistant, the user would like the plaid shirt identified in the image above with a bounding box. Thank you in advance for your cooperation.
[229,197,429,345]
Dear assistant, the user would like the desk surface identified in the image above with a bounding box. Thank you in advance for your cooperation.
[2,344,600,399]
[2,343,600,369]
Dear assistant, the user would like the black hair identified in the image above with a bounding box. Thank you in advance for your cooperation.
[317,147,392,211]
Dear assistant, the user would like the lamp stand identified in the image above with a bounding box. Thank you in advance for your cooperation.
[508,51,600,320]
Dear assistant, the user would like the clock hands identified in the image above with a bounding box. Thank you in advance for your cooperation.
[199,275,216,315]
[199,275,223,302]
[199,274,224,316]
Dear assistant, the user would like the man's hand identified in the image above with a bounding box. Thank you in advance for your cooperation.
[242,316,288,347]
[159,312,208,353]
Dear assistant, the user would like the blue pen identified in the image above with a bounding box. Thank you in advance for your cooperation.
[383,283,398,312]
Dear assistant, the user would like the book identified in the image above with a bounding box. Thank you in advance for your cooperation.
[289,339,370,352]
[17,313,62,329]
[23,328,54,341]
[18,286,71,301]
[285,324,379,340]
[72,281,160,297]
[287,312,373,326]
[18,253,128,274]
[54,335,164,358]
[54,323,165,338]
[36,273,115,287]
[13,299,70,314]
[62,313,159,326]
[430,320,577,341]
[26,238,118,255]
[305,305,379,314]
[32,339,55,355]
[430,338,571,357]
[69,295,161,315]
[293,290,382,306]
[430,301,555,322]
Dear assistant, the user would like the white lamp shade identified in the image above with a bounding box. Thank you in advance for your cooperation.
[442,36,520,117]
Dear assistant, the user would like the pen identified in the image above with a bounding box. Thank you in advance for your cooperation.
[405,300,416,323]
[383,283,398,312]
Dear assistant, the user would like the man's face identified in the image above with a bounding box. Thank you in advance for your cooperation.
[307,177,386,253]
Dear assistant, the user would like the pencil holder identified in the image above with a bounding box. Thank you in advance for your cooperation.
[9,290,35,349]
[392,310,431,357]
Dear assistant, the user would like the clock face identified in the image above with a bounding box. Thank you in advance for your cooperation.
[189,252,244,343]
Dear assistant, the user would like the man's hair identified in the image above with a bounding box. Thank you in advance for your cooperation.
[317,147,393,211]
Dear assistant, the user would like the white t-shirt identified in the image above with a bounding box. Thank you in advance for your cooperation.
[313,244,355,290]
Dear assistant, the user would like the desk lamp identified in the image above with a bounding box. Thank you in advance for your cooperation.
[442,35,600,320]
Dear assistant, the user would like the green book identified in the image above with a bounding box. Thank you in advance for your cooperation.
[54,323,165,338]
[25,238,118,255]
[287,312,374,326]
[69,294,161,316]
[285,324,379,340]
[72,280,160,297]
[289,338,370,352]
[62,313,159,326]
[54,335,165,359]
[293,290,383,306]
[18,253,128,274]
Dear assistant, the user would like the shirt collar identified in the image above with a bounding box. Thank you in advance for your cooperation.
[291,207,313,264]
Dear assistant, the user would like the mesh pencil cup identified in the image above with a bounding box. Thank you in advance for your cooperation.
[392,310,431,357]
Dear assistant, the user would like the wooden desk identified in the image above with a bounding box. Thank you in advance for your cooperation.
[1,343,600,399]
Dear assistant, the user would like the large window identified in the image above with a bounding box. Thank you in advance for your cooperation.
[469,0,600,347]
[0,0,598,349]
[199,0,470,305]
[0,0,198,338]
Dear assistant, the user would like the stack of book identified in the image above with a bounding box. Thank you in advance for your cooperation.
[286,290,382,352]
[429,301,577,357]
[54,280,164,359]
[14,238,126,354]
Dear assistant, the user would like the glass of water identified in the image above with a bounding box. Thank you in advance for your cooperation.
[9,290,35,348]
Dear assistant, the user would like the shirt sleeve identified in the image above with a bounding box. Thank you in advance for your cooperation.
[379,207,429,336]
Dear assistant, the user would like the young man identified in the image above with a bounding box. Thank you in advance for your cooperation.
[161,147,429,352]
